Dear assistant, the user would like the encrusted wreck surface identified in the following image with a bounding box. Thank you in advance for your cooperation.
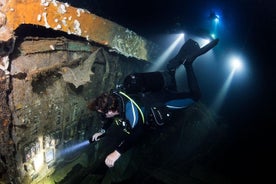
[0,0,159,61]
[2,35,147,184]
[0,2,158,182]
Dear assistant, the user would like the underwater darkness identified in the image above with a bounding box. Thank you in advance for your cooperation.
[58,0,274,183]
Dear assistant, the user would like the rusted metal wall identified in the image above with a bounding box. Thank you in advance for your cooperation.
[0,66,18,183]
[0,36,147,184]
[0,1,157,182]
[0,0,159,62]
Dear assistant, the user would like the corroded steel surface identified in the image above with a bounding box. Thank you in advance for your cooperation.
[5,37,147,184]
[0,0,158,61]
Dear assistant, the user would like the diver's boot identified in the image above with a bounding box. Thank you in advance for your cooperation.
[183,38,219,66]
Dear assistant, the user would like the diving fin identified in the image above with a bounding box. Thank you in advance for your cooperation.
[191,38,219,59]
[167,38,219,70]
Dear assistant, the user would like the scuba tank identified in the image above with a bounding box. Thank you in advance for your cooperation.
[123,72,165,94]
[115,72,173,128]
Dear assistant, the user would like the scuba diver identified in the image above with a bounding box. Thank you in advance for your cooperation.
[87,38,219,168]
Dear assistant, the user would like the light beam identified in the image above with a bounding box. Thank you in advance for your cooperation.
[147,33,184,72]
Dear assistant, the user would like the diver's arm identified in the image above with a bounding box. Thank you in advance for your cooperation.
[118,123,144,151]
[104,124,144,168]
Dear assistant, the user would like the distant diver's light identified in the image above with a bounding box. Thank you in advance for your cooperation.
[208,11,221,39]
[227,53,245,74]
[214,16,219,23]
[231,57,243,71]
[211,33,216,39]
[211,53,246,112]
[209,12,220,22]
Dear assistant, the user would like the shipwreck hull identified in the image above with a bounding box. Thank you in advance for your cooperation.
[11,36,147,184]
[0,1,154,183]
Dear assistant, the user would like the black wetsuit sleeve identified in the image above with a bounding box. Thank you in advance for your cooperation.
[115,123,144,154]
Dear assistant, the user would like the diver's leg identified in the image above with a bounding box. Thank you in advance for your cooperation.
[183,64,201,100]
[161,70,177,91]
[181,39,219,99]
[161,63,200,97]
[157,64,201,109]
[167,39,200,71]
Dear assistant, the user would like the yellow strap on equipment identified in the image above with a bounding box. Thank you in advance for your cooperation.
[119,91,145,123]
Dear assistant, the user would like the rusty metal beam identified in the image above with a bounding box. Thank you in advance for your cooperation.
[0,0,159,61]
